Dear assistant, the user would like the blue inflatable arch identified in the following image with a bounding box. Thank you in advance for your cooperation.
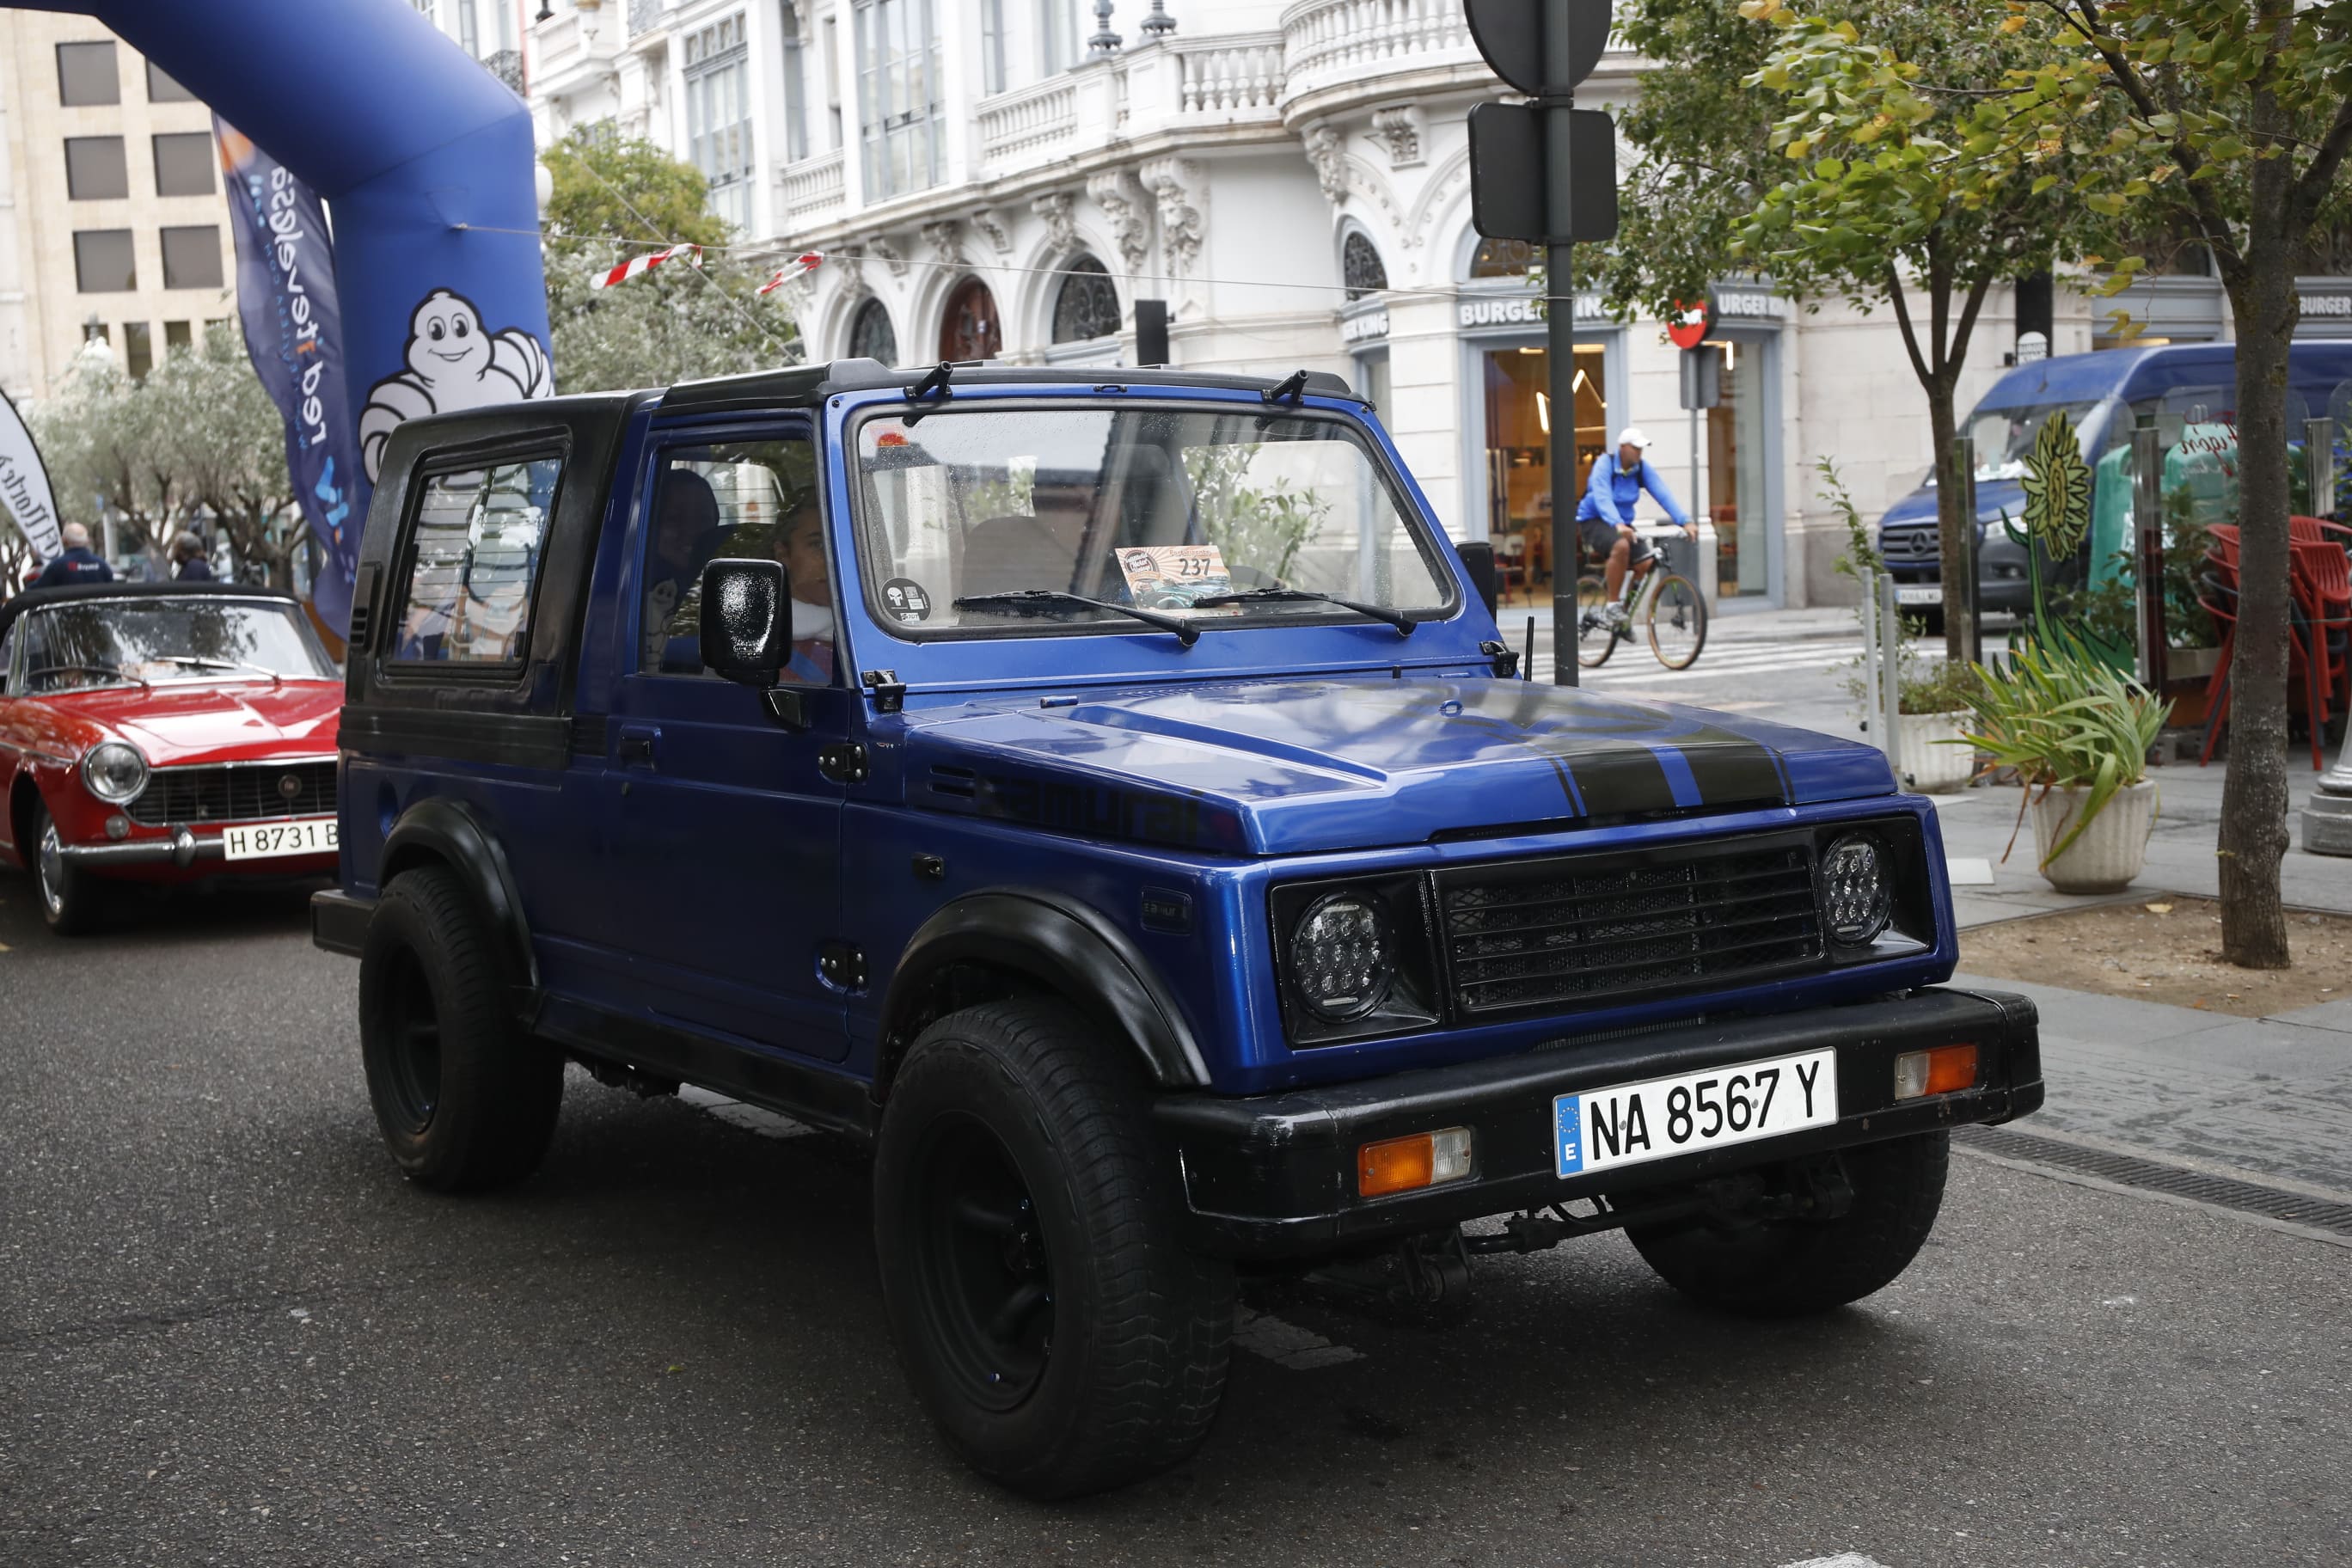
[24,0,550,623]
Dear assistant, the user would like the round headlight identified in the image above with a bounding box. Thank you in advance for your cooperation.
[82,741,149,805]
[1289,892,1395,1023]
[1819,833,1893,946]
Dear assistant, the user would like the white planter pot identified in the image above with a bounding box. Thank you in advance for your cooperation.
[2029,778,2159,893]
[1893,709,1975,794]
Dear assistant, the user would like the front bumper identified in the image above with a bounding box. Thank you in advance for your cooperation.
[1155,987,2040,1260]
[57,828,333,872]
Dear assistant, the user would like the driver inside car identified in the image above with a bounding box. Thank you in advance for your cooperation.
[772,493,835,685]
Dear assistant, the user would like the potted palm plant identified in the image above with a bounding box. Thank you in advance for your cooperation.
[1957,642,2171,892]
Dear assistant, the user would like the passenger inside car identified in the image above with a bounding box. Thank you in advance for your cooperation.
[643,468,723,667]
[773,492,834,685]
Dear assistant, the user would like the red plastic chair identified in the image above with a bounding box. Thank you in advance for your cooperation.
[2198,566,2332,769]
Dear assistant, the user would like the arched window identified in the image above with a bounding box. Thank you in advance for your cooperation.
[1469,237,1534,278]
[849,297,897,364]
[1050,254,1121,343]
[1342,231,1388,300]
[938,277,1002,360]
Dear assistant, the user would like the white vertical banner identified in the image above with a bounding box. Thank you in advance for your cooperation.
[0,388,62,565]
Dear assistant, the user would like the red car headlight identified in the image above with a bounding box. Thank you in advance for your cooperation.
[82,742,150,805]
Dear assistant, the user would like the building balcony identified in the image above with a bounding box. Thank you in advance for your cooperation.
[776,147,847,227]
[532,4,623,100]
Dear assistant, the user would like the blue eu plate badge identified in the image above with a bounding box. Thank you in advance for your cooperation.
[1554,1093,1583,1176]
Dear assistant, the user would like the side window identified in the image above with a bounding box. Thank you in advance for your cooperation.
[390,456,561,666]
[640,436,831,684]
[0,619,16,694]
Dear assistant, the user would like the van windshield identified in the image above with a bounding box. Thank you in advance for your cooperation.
[850,405,1456,639]
[1961,401,2105,481]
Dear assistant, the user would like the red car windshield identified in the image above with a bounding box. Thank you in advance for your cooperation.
[12,598,336,693]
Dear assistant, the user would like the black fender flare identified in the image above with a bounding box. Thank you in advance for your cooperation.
[379,797,540,999]
[877,888,1210,1095]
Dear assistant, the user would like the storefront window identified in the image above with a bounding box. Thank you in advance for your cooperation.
[1704,339,1771,597]
[1470,238,1534,278]
[1480,342,1606,603]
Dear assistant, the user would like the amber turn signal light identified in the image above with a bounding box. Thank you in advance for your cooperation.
[1357,1127,1473,1197]
[1893,1044,1979,1100]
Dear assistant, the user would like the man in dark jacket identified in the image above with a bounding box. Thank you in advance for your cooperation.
[168,531,215,581]
[30,523,113,588]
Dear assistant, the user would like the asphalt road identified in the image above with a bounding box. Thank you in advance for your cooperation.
[3,879,2348,1568]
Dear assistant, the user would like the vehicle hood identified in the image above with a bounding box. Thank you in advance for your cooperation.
[1879,478,2025,532]
[40,681,342,766]
[902,676,1894,856]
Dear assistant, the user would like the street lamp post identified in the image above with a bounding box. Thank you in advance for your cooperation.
[2300,416,2352,854]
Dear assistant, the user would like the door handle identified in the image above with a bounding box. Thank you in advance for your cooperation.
[617,724,658,767]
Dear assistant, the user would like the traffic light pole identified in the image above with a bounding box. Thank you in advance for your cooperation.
[1545,0,1578,686]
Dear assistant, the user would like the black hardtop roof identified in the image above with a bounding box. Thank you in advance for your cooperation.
[658,358,1359,415]
[0,579,300,649]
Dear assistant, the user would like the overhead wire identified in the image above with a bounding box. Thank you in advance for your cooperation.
[453,219,1577,309]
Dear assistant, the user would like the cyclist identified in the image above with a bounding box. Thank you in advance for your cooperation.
[1576,427,1694,634]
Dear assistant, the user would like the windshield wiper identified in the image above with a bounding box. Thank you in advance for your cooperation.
[160,656,284,686]
[1191,587,1416,636]
[23,663,149,689]
[952,590,1201,648]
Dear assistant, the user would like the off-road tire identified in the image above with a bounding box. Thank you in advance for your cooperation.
[873,999,1234,1498]
[33,799,109,935]
[1626,1131,1949,1317]
[358,864,562,1191]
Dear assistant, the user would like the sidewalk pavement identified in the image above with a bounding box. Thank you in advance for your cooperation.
[1955,970,2352,1197]
[1929,743,2350,924]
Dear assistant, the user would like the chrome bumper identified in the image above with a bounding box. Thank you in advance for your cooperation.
[57,829,223,868]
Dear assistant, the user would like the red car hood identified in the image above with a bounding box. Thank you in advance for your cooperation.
[49,680,342,766]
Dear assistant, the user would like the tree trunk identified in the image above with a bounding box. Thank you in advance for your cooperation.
[1927,373,1967,662]
[2216,116,2297,969]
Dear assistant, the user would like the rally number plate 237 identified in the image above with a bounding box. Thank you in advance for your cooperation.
[1553,1049,1838,1178]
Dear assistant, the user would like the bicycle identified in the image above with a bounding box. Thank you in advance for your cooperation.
[1574,520,1709,671]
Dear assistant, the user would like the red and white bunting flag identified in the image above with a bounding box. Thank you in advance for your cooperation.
[592,242,701,289]
[756,252,824,296]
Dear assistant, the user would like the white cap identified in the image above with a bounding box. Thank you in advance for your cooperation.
[1616,426,1651,450]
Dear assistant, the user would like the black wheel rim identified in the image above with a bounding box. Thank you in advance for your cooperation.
[1649,577,1705,669]
[916,1114,1055,1412]
[1575,577,1616,668]
[379,946,442,1134]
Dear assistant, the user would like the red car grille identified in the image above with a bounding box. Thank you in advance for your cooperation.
[126,761,336,826]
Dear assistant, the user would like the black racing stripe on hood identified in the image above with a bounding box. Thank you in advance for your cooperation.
[1561,744,1678,817]
[1678,735,1791,807]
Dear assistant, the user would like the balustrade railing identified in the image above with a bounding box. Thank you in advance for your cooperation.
[1279,0,1476,101]
[779,148,846,218]
[977,77,1081,165]
[1172,34,1284,118]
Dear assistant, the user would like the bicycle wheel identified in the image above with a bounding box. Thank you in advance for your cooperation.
[1575,575,1618,668]
[1645,574,1708,670]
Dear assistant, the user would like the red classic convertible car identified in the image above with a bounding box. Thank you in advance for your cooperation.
[0,581,343,933]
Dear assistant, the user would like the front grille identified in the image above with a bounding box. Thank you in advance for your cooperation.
[127,761,337,826]
[1439,843,1823,1016]
[1880,528,1939,563]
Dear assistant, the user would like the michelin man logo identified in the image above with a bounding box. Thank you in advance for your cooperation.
[358,288,553,482]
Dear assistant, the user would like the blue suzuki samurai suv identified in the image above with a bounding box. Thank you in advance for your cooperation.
[315,358,2042,1498]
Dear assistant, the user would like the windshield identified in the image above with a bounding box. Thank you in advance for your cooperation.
[1960,401,2105,482]
[851,404,1456,638]
[15,598,335,693]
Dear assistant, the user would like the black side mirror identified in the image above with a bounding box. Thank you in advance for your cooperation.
[698,558,790,686]
[1455,540,1500,619]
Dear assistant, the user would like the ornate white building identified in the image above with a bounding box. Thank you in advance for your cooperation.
[520,0,2352,607]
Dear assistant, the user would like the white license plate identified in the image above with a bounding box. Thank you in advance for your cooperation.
[1896,585,1943,606]
[220,818,339,861]
[1553,1048,1838,1178]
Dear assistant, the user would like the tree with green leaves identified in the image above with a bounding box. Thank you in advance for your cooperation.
[1722,0,2112,662]
[540,127,799,392]
[1987,1,2352,968]
[30,328,312,588]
